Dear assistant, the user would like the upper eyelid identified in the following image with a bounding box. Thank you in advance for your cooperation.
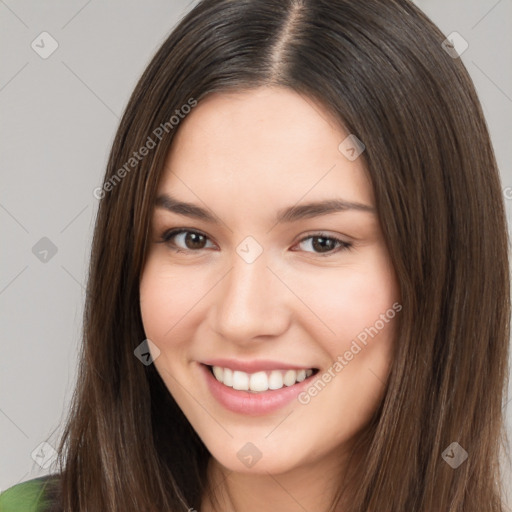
[161,228,214,244]
[160,227,348,240]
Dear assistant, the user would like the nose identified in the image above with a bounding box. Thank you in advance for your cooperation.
[210,248,291,344]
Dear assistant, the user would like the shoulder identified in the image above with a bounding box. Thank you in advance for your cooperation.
[0,475,59,512]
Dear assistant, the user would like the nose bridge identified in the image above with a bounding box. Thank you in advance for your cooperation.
[212,244,287,340]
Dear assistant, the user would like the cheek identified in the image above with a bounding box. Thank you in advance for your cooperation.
[139,260,201,392]
[292,250,399,427]
[139,257,202,343]
[306,255,399,420]
[139,266,172,342]
[291,251,399,356]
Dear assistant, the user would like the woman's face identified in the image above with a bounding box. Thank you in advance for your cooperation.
[139,86,400,475]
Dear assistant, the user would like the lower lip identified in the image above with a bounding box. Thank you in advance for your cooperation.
[199,363,316,416]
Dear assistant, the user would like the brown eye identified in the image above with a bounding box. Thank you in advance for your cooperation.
[181,232,207,250]
[159,229,352,256]
[160,229,215,252]
[295,234,352,256]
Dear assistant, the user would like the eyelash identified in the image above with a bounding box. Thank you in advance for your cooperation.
[158,228,353,256]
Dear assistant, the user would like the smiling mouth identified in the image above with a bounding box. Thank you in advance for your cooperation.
[206,364,319,393]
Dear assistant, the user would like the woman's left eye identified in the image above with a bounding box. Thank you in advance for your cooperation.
[159,229,352,256]
[295,233,353,255]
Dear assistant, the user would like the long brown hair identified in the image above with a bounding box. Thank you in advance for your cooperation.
[46,0,511,510]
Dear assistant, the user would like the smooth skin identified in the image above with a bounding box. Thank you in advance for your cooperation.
[139,86,401,512]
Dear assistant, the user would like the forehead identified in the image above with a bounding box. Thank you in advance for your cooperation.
[158,87,374,215]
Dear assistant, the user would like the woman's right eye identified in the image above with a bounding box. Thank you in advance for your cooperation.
[159,229,216,253]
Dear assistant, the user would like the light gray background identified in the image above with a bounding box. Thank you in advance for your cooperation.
[1,0,511,503]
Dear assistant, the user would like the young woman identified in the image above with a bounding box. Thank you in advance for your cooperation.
[1,0,509,511]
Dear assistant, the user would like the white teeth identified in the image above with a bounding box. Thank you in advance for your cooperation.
[249,371,268,392]
[210,365,315,392]
[212,366,224,381]
[232,370,249,390]
[268,370,283,390]
[223,368,233,387]
[296,369,306,382]
[283,369,297,386]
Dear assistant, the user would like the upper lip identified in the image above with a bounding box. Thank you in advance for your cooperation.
[201,358,317,373]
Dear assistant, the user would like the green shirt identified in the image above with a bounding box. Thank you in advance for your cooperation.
[0,475,56,512]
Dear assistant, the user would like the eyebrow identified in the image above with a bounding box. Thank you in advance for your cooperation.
[155,193,376,224]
